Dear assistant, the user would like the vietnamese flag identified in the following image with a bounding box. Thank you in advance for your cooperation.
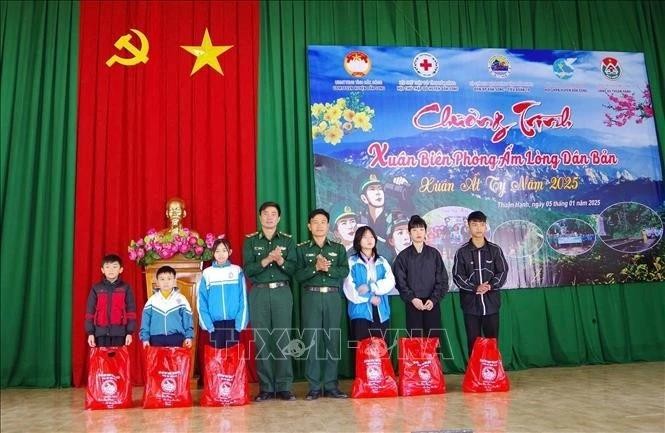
[71,0,259,386]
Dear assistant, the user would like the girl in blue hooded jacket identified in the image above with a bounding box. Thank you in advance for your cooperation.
[197,238,248,348]
[342,226,396,341]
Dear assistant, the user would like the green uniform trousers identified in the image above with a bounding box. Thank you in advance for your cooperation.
[301,290,343,391]
[249,286,294,392]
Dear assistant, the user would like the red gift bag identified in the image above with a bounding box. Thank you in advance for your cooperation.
[85,346,132,410]
[200,343,249,406]
[462,337,510,392]
[143,346,193,408]
[398,337,445,396]
[351,337,398,398]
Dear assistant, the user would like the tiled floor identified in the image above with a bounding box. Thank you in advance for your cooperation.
[1,362,663,432]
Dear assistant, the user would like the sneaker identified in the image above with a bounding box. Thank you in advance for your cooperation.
[254,391,274,402]
[323,388,348,398]
[277,390,296,401]
[305,390,321,401]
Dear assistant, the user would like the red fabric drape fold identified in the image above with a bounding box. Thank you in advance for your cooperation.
[72,0,259,386]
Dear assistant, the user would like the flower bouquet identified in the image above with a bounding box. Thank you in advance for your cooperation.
[128,228,224,266]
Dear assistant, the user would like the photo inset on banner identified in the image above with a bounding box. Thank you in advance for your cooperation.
[546,218,596,256]
[492,220,544,259]
[599,202,663,253]
[424,206,490,266]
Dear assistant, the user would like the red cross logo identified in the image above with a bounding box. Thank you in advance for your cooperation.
[419,58,433,71]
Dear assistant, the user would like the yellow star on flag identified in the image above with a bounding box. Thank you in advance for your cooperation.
[181,28,233,76]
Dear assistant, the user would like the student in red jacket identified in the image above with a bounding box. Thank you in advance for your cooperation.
[85,254,137,347]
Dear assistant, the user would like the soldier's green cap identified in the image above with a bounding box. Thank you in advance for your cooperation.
[359,173,382,194]
[330,203,357,226]
[386,210,409,238]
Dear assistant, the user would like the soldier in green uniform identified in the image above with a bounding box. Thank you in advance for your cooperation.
[295,208,350,400]
[243,202,297,401]
[330,202,358,253]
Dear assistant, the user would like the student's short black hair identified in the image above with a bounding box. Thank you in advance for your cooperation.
[259,201,281,216]
[156,265,176,278]
[308,208,330,222]
[408,215,427,231]
[101,254,123,267]
[467,211,488,223]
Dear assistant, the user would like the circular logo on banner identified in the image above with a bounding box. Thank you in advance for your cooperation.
[366,365,382,381]
[601,57,621,80]
[481,365,497,381]
[344,51,371,77]
[553,58,576,80]
[413,52,439,78]
[218,381,232,397]
[488,55,511,78]
[418,366,432,382]
[161,377,176,393]
[101,379,118,396]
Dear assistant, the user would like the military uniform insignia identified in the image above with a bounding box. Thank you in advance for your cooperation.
[279,231,292,238]
[245,231,258,238]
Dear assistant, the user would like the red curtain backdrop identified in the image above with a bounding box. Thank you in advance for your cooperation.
[72,0,259,386]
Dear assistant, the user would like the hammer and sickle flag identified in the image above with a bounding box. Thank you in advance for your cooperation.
[106,29,149,67]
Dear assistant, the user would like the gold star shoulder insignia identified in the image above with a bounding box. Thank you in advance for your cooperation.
[181,28,233,76]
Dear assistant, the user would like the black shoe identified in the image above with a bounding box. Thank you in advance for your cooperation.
[324,388,348,399]
[305,390,321,401]
[277,390,296,401]
[254,391,274,402]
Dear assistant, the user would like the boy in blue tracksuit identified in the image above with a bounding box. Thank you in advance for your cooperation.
[197,238,249,348]
[140,265,194,348]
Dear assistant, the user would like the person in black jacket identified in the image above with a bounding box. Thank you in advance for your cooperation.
[452,211,508,356]
[394,215,448,338]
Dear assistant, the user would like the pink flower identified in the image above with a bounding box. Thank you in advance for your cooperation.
[194,246,204,255]
[154,243,163,252]
[179,244,189,254]
[604,85,653,127]
[159,249,171,258]
[128,250,137,260]
[137,248,145,258]
[136,239,145,247]
[147,228,157,235]
[188,236,197,245]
